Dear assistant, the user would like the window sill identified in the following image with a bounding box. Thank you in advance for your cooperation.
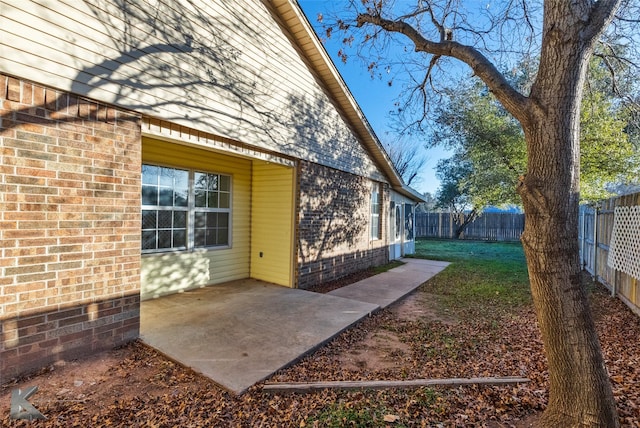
[141,246,232,257]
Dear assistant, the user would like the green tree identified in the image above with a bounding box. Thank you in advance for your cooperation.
[434,82,526,211]
[434,70,638,207]
[328,0,640,425]
[434,155,480,238]
[580,90,639,200]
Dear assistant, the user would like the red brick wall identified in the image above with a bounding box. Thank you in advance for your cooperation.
[297,161,388,289]
[0,75,142,382]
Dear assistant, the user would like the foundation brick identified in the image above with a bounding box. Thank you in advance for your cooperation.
[296,161,389,289]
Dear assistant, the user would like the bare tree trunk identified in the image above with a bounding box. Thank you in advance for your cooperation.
[453,209,478,239]
[520,177,618,426]
[513,3,620,424]
[519,68,618,428]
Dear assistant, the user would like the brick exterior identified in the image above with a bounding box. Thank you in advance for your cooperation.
[297,161,389,289]
[0,75,394,381]
[0,75,141,382]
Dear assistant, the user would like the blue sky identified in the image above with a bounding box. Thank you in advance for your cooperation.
[297,1,450,196]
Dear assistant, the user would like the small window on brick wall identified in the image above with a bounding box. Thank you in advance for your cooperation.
[370,183,382,240]
[142,164,232,253]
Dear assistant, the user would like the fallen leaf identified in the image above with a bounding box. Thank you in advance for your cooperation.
[384,414,400,423]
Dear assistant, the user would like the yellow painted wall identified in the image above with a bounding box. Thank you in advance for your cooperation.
[250,161,295,287]
[141,137,251,299]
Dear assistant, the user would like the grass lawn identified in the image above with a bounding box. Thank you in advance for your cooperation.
[413,239,531,310]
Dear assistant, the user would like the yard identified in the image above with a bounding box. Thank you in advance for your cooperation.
[2,239,639,427]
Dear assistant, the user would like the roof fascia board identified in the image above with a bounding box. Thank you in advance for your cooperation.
[267,0,418,199]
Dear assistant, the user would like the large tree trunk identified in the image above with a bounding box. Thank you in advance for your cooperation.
[356,1,623,424]
[519,135,618,426]
[518,10,619,422]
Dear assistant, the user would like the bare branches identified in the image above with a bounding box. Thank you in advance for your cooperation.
[581,0,625,44]
[356,12,530,124]
[385,137,428,186]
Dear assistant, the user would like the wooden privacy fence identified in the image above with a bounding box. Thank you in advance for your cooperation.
[415,212,525,241]
[579,192,640,317]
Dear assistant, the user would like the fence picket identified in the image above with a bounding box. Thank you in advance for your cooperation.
[415,212,524,242]
[579,192,640,318]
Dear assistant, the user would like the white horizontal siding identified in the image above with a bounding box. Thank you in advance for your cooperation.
[1,0,385,181]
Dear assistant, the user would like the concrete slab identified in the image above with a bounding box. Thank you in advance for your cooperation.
[140,280,379,394]
[328,258,450,308]
[140,258,449,394]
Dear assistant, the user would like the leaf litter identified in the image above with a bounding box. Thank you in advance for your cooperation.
[1,280,639,427]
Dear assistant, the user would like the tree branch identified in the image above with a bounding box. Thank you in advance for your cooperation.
[356,13,531,126]
[581,0,624,43]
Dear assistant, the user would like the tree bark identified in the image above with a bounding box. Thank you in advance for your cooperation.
[517,4,619,424]
[453,209,477,239]
[518,130,619,427]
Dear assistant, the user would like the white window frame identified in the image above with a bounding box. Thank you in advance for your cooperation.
[370,183,382,240]
[142,164,232,254]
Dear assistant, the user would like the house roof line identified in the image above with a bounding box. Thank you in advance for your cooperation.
[268,0,424,202]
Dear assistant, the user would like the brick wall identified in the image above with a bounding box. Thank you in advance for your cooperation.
[297,161,388,289]
[0,75,142,382]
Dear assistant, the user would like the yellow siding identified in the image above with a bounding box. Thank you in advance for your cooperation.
[250,162,295,287]
[141,137,251,299]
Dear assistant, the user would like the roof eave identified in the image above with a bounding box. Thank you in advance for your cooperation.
[268,0,411,194]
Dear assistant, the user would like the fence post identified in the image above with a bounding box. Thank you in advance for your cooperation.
[592,205,598,285]
[580,206,585,270]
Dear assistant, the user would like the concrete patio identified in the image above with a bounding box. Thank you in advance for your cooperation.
[140,258,449,394]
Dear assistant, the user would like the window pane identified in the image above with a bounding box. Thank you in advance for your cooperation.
[195,212,206,228]
[159,168,175,186]
[206,212,218,228]
[217,228,229,245]
[142,165,159,185]
[173,230,186,248]
[405,204,414,240]
[174,189,188,207]
[218,213,229,227]
[194,172,207,190]
[208,192,218,208]
[208,175,218,191]
[219,192,230,208]
[142,210,157,230]
[174,170,188,191]
[158,230,172,249]
[219,175,230,191]
[142,230,156,250]
[195,229,206,246]
[158,211,173,229]
[195,189,207,207]
[206,229,216,246]
[371,221,379,239]
[159,188,173,206]
[142,186,158,205]
[174,211,187,228]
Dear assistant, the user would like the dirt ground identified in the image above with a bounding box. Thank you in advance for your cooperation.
[2,277,639,427]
